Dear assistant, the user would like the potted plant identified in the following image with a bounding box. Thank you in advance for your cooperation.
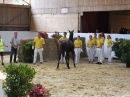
[28,84,51,97]
[119,39,130,67]
[2,64,36,97]
[112,38,125,60]
[22,41,34,63]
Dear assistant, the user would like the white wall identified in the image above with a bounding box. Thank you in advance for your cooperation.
[0,31,130,58]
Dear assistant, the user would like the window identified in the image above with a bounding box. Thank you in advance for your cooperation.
[13,0,30,5]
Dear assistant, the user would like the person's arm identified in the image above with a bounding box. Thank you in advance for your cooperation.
[10,37,16,48]
[3,43,8,47]
[32,38,35,49]
[80,40,82,48]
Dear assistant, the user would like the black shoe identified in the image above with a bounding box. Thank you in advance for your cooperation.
[96,62,100,64]
[40,62,43,64]
[98,62,102,65]
[14,61,18,63]
[2,63,4,65]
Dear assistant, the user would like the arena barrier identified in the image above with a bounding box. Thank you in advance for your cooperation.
[0,31,130,58]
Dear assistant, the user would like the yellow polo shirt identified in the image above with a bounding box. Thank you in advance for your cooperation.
[59,37,68,41]
[101,37,105,45]
[87,40,93,47]
[34,37,45,48]
[74,39,82,48]
[92,37,97,45]
[97,38,103,48]
[107,39,113,47]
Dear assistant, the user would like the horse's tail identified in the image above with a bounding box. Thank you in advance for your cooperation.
[60,41,65,57]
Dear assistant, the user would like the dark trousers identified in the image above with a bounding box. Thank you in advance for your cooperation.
[10,46,17,62]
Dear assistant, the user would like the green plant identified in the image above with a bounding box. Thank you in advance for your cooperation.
[2,64,36,97]
[22,41,34,63]
[51,32,62,39]
[119,39,130,62]
[112,38,125,60]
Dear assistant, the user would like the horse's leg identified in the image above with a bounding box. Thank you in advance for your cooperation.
[57,53,61,69]
[66,52,70,69]
[72,51,76,67]
[67,54,70,69]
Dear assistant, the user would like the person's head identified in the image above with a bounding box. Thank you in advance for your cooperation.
[77,35,80,40]
[89,35,92,40]
[101,32,105,38]
[111,30,114,33]
[94,33,97,37]
[107,35,111,39]
[96,29,99,33]
[98,34,102,39]
[14,32,18,38]
[63,32,67,37]
[37,32,42,38]
[127,30,130,34]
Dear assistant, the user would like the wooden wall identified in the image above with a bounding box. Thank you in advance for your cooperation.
[30,0,130,32]
[0,4,30,31]
[109,11,130,33]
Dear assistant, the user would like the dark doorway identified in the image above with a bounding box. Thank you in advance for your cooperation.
[81,12,109,33]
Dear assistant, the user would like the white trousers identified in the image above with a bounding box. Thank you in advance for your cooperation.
[107,47,112,63]
[97,48,103,63]
[102,45,104,62]
[74,48,81,63]
[60,53,66,62]
[87,47,93,61]
[33,48,43,63]
[93,45,97,59]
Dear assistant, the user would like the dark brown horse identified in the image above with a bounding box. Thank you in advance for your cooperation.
[57,30,76,69]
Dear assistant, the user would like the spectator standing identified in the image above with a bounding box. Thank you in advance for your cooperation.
[74,35,83,64]
[10,32,20,63]
[32,32,45,64]
[87,35,94,63]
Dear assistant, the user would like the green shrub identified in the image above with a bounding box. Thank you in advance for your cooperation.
[22,41,34,63]
[119,39,130,62]
[2,64,36,97]
[112,38,125,60]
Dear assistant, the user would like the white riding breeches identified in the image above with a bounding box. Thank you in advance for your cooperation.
[74,48,81,63]
[107,47,112,63]
[33,48,43,63]
[93,45,97,59]
[87,47,93,61]
[97,48,103,63]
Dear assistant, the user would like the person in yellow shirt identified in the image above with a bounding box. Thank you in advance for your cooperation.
[92,33,97,61]
[58,32,68,63]
[101,32,105,62]
[96,34,104,64]
[74,35,82,64]
[107,35,114,64]
[32,32,45,64]
[87,35,94,63]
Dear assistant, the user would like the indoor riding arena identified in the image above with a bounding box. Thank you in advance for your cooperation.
[0,0,130,97]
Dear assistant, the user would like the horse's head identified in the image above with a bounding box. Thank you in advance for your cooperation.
[68,30,74,36]
[68,30,74,41]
